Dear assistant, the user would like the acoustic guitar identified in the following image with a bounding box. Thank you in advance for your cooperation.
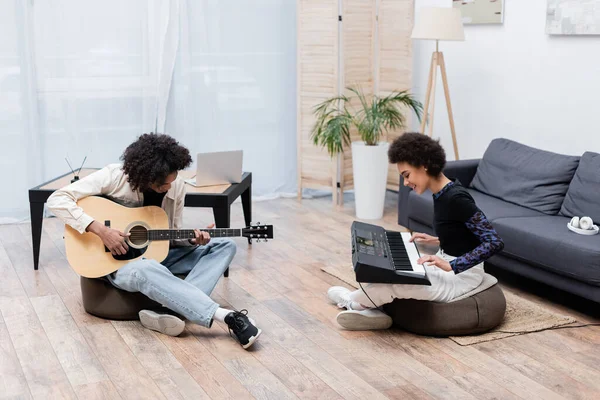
[64,196,273,278]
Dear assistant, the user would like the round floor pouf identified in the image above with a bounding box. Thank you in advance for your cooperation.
[80,276,163,320]
[382,284,506,336]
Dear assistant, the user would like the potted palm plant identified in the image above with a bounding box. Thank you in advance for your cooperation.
[311,86,422,219]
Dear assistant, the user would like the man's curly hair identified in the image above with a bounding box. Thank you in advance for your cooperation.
[388,132,446,177]
[121,133,192,192]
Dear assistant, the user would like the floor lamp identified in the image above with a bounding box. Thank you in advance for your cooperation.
[412,7,464,160]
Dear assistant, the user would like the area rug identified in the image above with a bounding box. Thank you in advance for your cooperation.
[321,264,577,345]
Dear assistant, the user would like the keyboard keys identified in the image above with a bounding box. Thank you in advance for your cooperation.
[386,231,413,271]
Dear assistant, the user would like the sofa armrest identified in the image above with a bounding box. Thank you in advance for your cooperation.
[444,159,481,187]
[398,175,412,227]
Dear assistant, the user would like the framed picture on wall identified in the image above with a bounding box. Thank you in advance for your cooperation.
[546,0,600,35]
[452,0,504,25]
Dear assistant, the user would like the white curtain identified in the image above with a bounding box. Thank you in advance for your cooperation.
[0,0,297,222]
[166,0,297,199]
[1,0,38,221]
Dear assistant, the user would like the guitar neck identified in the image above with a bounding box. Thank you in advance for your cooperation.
[148,229,241,241]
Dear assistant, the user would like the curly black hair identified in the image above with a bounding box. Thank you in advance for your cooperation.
[388,132,446,177]
[121,133,192,192]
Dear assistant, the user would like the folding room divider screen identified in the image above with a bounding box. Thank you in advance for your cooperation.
[297,0,414,205]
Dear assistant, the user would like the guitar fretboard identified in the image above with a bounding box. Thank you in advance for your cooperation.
[148,229,241,241]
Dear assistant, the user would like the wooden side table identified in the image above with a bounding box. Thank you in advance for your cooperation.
[179,170,252,234]
[28,169,252,277]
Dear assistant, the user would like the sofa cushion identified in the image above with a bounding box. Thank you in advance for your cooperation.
[467,189,545,221]
[405,188,545,230]
[560,151,600,223]
[470,138,580,214]
[492,216,600,286]
[407,190,434,227]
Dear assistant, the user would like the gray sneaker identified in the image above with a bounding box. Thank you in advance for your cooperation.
[139,309,185,336]
[336,309,393,331]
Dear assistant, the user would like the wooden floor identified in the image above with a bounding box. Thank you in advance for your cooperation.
[1,192,599,400]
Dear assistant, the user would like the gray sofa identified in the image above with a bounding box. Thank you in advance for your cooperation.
[398,138,600,303]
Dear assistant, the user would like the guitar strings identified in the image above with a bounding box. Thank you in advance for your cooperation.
[127,228,241,240]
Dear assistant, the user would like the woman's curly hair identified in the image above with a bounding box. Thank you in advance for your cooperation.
[388,132,446,177]
[121,133,192,192]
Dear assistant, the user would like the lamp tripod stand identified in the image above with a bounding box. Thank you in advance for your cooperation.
[420,40,460,160]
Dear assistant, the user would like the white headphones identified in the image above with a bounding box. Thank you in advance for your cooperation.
[570,216,594,230]
[568,216,599,236]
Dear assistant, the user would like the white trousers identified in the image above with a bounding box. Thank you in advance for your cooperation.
[349,250,485,307]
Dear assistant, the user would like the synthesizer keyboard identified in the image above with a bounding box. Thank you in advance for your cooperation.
[351,221,431,285]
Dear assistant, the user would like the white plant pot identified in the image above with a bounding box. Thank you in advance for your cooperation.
[351,141,390,220]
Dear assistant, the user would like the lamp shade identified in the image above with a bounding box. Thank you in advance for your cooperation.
[411,7,465,41]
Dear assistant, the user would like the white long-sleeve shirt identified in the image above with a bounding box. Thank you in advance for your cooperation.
[46,163,192,247]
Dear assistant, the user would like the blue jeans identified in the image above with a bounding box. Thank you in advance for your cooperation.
[107,238,236,328]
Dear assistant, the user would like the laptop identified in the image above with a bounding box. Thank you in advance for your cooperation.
[184,150,243,187]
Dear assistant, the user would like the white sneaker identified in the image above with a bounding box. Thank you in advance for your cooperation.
[139,310,185,337]
[336,309,393,331]
[327,286,353,309]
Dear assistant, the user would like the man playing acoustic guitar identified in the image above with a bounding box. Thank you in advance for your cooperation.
[47,133,261,349]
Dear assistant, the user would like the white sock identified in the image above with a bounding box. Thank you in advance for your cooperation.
[338,293,366,311]
[345,292,367,310]
[213,307,234,322]
[348,301,367,311]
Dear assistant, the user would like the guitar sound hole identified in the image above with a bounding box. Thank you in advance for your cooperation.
[129,225,148,246]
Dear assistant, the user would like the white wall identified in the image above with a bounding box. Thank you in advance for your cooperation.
[413,0,600,161]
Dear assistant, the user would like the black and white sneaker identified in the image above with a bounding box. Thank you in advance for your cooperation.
[224,310,261,349]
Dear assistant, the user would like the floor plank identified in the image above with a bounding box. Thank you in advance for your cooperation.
[216,282,387,399]
[187,322,299,400]
[448,371,521,400]
[111,320,211,400]
[429,337,566,400]
[263,296,478,400]
[0,225,56,298]
[1,191,598,399]
[29,295,110,391]
[0,238,27,298]
[0,238,75,400]
[0,315,32,400]
[0,296,77,399]
[476,340,598,399]
[72,381,122,400]
[384,384,436,400]
[501,333,600,392]
[80,323,166,400]
[159,331,253,399]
